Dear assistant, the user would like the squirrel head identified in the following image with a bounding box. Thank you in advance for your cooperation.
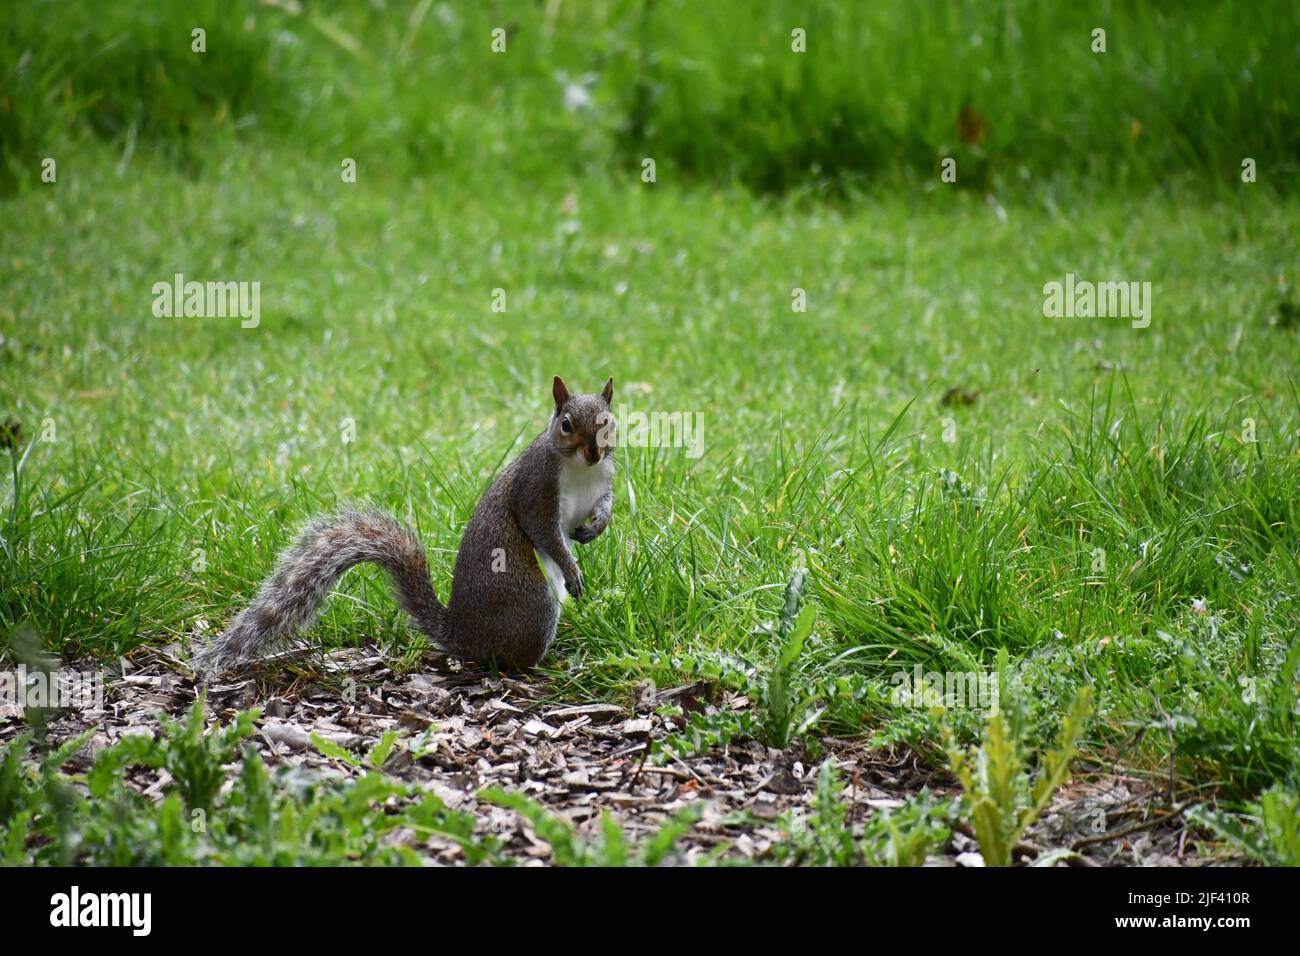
[550,375,614,466]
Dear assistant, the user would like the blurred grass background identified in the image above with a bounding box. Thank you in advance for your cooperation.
[3,0,1297,196]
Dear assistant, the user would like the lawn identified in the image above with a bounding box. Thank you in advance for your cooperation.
[1,0,1298,866]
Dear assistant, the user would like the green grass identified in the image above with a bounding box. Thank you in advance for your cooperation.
[4,1,1298,195]
[5,139,1297,790]
[2,0,1299,864]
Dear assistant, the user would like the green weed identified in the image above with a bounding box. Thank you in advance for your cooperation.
[943,682,1094,866]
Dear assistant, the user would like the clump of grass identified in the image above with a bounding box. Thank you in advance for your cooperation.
[618,0,1300,195]
[1154,611,1300,797]
[1189,786,1300,866]
[1,0,298,189]
[4,1,1297,196]
[605,565,874,756]
[1,440,192,661]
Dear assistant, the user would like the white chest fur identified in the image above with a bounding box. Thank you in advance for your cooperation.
[537,454,613,603]
[557,454,614,533]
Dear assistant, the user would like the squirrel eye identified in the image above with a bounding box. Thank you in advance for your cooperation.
[560,415,572,434]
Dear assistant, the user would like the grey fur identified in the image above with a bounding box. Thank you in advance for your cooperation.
[196,378,615,678]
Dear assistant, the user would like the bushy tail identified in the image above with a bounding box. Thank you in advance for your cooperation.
[196,508,445,677]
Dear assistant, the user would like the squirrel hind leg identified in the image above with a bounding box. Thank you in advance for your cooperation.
[440,587,558,671]
[503,594,561,670]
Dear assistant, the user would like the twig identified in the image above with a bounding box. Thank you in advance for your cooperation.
[1070,803,1196,851]
[625,741,651,788]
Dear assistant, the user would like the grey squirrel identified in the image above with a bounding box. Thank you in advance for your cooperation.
[195,376,615,676]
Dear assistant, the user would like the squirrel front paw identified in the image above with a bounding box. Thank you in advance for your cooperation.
[564,566,584,600]
[571,522,599,544]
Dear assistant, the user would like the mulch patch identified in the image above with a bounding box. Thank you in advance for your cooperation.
[0,645,1224,866]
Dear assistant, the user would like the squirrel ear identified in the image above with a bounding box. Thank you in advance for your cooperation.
[552,375,571,412]
[601,376,614,403]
